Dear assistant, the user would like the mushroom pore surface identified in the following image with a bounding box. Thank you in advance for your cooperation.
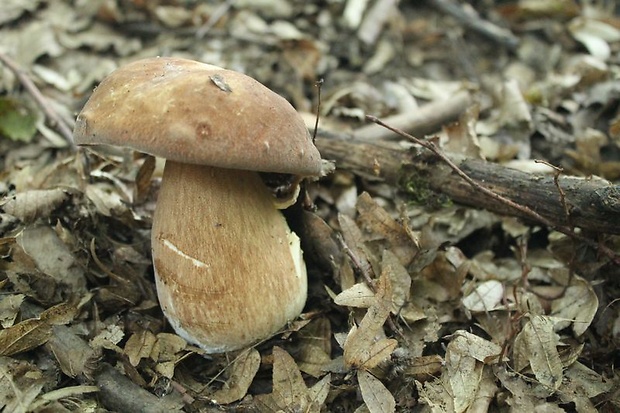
[152,161,307,353]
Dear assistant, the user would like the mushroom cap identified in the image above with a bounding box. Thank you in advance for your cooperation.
[74,57,323,176]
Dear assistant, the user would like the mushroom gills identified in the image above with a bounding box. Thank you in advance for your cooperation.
[151,161,307,353]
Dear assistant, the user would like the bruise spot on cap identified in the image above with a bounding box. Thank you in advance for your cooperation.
[196,122,212,140]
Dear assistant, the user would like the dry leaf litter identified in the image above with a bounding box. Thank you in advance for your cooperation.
[0,1,619,412]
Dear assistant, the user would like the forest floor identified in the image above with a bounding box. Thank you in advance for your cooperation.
[0,1,619,412]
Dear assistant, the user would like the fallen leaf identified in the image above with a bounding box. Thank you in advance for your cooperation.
[0,293,25,328]
[381,250,411,314]
[462,280,504,313]
[358,370,395,413]
[335,282,375,308]
[255,346,315,412]
[356,192,418,266]
[124,329,157,367]
[0,300,78,356]
[518,315,563,390]
[344,271,397,370]
[210,348,260,405]
[550,275,598,336]
[1,188,71,224]
[445,334,482,413]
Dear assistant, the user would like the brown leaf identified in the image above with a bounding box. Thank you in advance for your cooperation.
[210,348,261,405]
[338,213,376,279]
[358,370,395,413]
[344,271,397,370]
[356,192,419,266]
[47,325,99,379]
[0,317,52,356]
[550,275,598,336]
[519,315,563,390]
[0,293,25,328]
[124,329,157,367]
[1,188,71,224]
[255,346,311,412]
[0,300,78,356]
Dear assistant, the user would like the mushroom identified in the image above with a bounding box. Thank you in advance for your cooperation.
[74,57,326,353]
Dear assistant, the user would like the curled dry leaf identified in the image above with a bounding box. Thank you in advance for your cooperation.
[210,348,261,405]
[462,279,504,313]
[1,188,71,224]
[550,275,598,336]
[358,370,396,413]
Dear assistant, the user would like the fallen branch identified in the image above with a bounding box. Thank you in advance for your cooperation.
[315,129,620,236]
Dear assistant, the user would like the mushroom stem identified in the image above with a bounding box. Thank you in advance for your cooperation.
[151,161,307,353]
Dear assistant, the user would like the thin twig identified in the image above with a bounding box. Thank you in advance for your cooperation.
[0,51,76,150]
[365,114,620,265]
[426,0,519,50]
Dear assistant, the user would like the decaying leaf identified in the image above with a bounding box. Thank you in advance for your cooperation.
[0,357,45,413]
[550,275,598,336]
[1,188,71,224]
[46,325,99,379]
[445,335,483,412]
[450,330,502,365]
[358,370,395,413]
[17,225,86,292]
[514,315,563,390]
[0,293,25,328]
[356,192,418,266]
[339,213,376,279]
[124,329,157,367]
[343,271,397,370]
[334,282,375,308]
[0,96,38,142]
[0,300,79,356]
[381,250,411,314]
[210,348,261,405]
[255,346,326,412]
[462,279,504,313]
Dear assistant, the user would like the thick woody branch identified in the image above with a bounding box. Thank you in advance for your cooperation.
[315,131,620,235]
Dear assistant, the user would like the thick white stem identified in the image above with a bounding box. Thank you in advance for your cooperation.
[151,162,307,353]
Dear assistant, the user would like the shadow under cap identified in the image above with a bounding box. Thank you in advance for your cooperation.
[74,57,323,176]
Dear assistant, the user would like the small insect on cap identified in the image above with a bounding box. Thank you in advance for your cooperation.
[73,57,323,176]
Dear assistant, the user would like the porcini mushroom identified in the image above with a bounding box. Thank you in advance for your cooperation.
[74,57,325,353]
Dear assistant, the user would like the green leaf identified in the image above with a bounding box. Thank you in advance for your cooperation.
[0,97,38,142]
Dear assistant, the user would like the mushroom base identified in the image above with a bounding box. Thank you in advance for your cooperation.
[151,162,307,353]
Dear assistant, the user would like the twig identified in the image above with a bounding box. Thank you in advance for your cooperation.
[195,0,235,39]
[353,90,471,141]
[0,51,76,150]
[426,0,519,50]
[357,0,399,45]
[364,115,620,264]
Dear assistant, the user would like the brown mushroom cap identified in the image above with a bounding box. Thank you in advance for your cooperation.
[74,57,322,176]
